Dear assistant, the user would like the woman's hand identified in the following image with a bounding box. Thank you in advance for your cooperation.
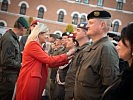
[66,47,77,57]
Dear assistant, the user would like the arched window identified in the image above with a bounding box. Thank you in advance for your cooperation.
[113,21,119,32]
[0,22,5,27]
[97,0,104,6]
[1,0,8,11]
[72,14,78,25]
[38,7,44,18]
[58,11,64,22]
[0,20,7,27]
[20,3,26,15]
[80,15,86,23]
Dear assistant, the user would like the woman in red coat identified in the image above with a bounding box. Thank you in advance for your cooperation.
[14,23,74,100]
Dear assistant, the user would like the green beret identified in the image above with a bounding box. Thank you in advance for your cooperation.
[17,17,29,29]
[87,10,111,20]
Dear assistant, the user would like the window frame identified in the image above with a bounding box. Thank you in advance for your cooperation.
[0,22,5,27]
[1,0,8,11]
[19,3,27,15]
[80,15,86,23]
[58,11,64,22]
[83,0,89,4]
[72,13,78,25]
[97,0,104,6]
[117,1,123,10]
[38,7,44,18]
[113,21,119,32]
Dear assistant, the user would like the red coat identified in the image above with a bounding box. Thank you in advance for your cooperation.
[15,41,68,100]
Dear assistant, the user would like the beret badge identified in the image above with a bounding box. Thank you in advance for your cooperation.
[94,11,100,17]
[80,24,84,27]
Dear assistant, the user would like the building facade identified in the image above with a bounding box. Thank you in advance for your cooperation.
[0,0,133,35]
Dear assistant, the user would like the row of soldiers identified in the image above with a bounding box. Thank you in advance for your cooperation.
[44,22,92,100]
[44,10,122,100]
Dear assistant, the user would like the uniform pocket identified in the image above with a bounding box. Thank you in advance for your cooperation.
[78,65,100,88]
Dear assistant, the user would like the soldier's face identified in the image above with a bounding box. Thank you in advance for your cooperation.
[48,37,55,43]
[20,27,27,36]
[55,39,62,46]
[86,19,101,36]
[61,36,68,46]
[66,38,75,49]
[76,28,86,41]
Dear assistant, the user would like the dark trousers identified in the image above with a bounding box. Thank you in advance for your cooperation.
[65,90,74,100]
[49,80,56,100]
[54,84,65,100]
[0,71,18,100]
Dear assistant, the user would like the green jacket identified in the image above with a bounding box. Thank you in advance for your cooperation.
[0,29,21,71]
[75,37,120,100]
[65,42,90,91]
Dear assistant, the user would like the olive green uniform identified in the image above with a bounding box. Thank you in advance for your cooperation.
[0,29,21,99]
[65,42,90,100]
[74,37,119,100]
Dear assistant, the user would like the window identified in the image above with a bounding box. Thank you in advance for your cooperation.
[97,0,104,6]
[0,22,5,27]
[80,15,86,23]
[19,3,26,15]
[58,11,64,22]
[84,0,89,4]
[72,14,78,25]
[76,0,81,2]
[117,0,123,10]
[1,0,8,11]
[38,7,44,18]
[113,21,119,32]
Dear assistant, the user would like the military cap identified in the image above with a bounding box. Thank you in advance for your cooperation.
[77,22,88,30]
[17,17,29,29]
[30,20,40,26]
[107,31,121,38]
[55,33,62,39]
[62,32,71,36]
[56,35,62,39]
[49,34,59,39]
[111,40,118,46]
[87,10,111,20]
[107,31,121,42]
[68,33,76,39]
